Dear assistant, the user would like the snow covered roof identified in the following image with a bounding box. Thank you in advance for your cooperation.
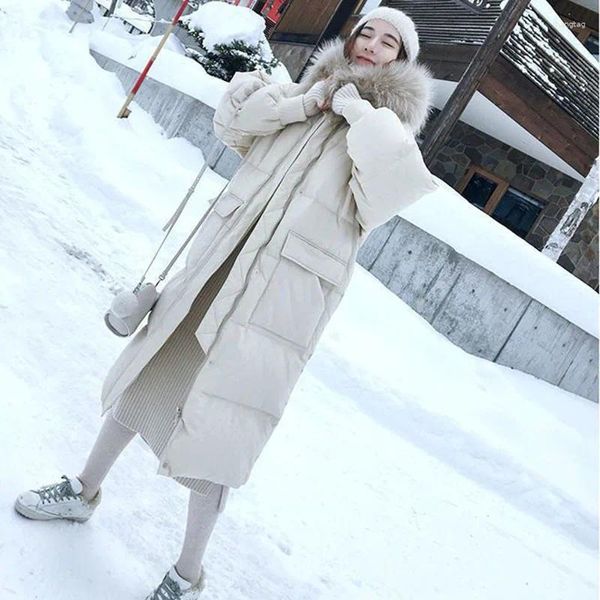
[387,0,599,138]
[502,3,598,138]
[388,0,503,46]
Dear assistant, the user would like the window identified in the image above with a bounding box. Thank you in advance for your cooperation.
[490,188,544,239]
[584,32,599,61]
[462,173,498,209]
[458,165,544,238]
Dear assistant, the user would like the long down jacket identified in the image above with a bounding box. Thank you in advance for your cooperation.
[100,37,439,488]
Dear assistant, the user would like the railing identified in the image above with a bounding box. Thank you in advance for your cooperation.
[95,0,153,33]
[501,3,599,137]
[453,0,490,11]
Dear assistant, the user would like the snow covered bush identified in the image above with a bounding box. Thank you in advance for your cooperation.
[180,1,280,81]
[184,38,279,81]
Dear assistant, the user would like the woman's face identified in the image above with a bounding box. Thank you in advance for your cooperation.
[350,19,403,67]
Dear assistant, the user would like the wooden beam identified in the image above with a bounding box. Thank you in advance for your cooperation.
[420,44,479,81]
[421,0,532,166]
[480,56,597,175]
[548,0,598,31]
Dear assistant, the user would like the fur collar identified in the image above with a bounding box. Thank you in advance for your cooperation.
[296,37,435,136]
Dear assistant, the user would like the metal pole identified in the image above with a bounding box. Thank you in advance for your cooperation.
[68,0,91,34]
[116,0,190,118]
[101,0,119,31]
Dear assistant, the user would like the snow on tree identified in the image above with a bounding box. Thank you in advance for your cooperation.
[180,0,280,81]
[542,158,599,262]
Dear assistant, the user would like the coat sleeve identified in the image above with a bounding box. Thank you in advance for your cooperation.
[213,69,308,157]
[342,99,440,233]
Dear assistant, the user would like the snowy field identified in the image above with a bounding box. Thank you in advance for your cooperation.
[0,2,597,599]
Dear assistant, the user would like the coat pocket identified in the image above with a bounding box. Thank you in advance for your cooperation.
[212,192,245,223]
[185,193,245,273]
[249,231,346,349]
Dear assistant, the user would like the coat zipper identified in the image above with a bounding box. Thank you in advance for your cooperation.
[159,114,340,471]
[203,115,339,357]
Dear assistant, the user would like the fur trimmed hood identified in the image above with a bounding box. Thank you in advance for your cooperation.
[296,37,435,136]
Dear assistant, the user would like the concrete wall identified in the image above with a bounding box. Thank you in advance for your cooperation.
[91,50,599,402]
[357,218,598,402]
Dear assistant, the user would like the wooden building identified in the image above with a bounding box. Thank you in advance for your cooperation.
[268,0,599,290]
[268,0,367,79]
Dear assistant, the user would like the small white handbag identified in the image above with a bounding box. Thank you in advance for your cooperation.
[104,146,230,337]
[104,282,160,338]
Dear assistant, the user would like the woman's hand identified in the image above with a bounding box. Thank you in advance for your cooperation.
[317,75,336,111]
[302,76,335,116]
[302,80,328,117]
[331,83,362,116]
[331,83,374,124]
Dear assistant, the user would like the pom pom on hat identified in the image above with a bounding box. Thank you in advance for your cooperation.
[350,7,420,63]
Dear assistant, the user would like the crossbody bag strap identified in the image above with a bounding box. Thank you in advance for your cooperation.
[134,144,235,292]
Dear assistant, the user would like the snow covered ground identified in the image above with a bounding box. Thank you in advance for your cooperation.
[0,2,597,599]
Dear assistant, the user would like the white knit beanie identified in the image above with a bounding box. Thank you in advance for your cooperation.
[350,7,420,63]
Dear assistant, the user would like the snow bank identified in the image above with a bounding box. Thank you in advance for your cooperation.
[90,29,229,107]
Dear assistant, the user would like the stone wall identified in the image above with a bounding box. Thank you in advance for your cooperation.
[421,108,599,290]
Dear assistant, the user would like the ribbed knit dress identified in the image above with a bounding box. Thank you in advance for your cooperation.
[110,221,256,502]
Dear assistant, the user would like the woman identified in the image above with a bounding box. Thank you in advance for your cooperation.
[14,8,438,599]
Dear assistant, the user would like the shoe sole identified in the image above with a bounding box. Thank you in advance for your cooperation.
[14,499,91,523]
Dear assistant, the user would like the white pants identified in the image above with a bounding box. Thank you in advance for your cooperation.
[78,409,225,585]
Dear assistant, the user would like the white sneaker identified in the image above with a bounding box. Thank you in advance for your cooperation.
[145,565,206,599]
[14,475,101,523]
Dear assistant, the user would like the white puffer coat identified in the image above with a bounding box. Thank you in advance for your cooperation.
[100,37,439,488]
